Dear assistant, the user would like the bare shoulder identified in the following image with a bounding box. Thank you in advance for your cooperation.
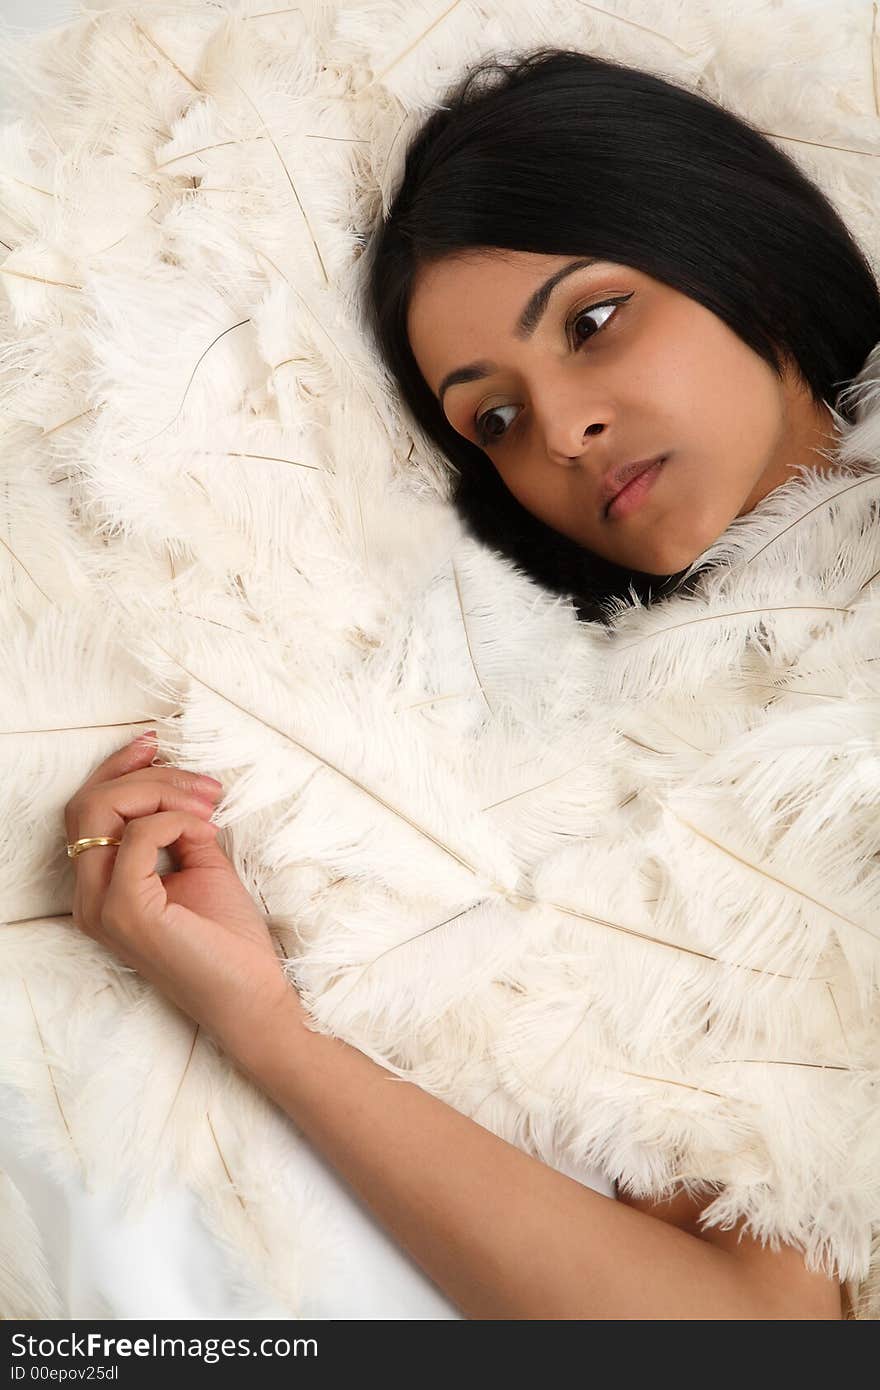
[616,1184,845,1319]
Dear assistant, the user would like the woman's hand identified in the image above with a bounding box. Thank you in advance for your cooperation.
[63,730,293,1060]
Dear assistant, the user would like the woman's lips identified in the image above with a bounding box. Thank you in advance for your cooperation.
[606,455,668,520]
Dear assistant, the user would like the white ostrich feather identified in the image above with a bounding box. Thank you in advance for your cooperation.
[0,1167,63,1321]
[0,922,137,1185]
[184,1067,349,1319]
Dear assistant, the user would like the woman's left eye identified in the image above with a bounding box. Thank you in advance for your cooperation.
[569,297,622,345]
[473,293,633,447]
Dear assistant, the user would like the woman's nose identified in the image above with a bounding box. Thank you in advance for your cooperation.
[527,368,612,459]
[544,413,607,462]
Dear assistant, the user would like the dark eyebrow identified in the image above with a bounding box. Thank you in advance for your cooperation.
[436,257,604,408]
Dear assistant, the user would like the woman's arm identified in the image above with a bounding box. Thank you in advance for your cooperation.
[235,990,844,1320]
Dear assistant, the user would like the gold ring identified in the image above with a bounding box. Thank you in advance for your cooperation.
[66,836,123,859]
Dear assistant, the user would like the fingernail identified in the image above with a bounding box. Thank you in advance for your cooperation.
[135,731,157,744]
[195,780,223,798]
[198,775,224,788]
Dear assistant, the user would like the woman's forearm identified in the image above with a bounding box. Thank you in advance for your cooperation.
[233,990,782,1320]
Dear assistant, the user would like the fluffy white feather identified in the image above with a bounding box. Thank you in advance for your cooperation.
[0,1168,63,1320]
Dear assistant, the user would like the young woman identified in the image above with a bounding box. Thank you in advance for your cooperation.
[365,48,880,626]
[63,48,880,1319]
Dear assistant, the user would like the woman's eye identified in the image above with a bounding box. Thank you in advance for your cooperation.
[571,300,617,344]
[475,403,519,445]
[474,294,630,447]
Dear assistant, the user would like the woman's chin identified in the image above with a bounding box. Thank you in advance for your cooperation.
[634,510,726,576]
[629,539,704,577]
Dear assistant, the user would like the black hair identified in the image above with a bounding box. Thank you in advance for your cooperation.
[363,47,880,626]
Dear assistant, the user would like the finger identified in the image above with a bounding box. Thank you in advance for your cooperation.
[72,731,160,803]
[68,779,222,938]
[102,811,219,935]
[66,750,223,843]
[100,764,225,804]
[67,734,223,822]
[69,728,220,805]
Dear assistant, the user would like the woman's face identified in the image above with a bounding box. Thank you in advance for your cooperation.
[406,250,838,575]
